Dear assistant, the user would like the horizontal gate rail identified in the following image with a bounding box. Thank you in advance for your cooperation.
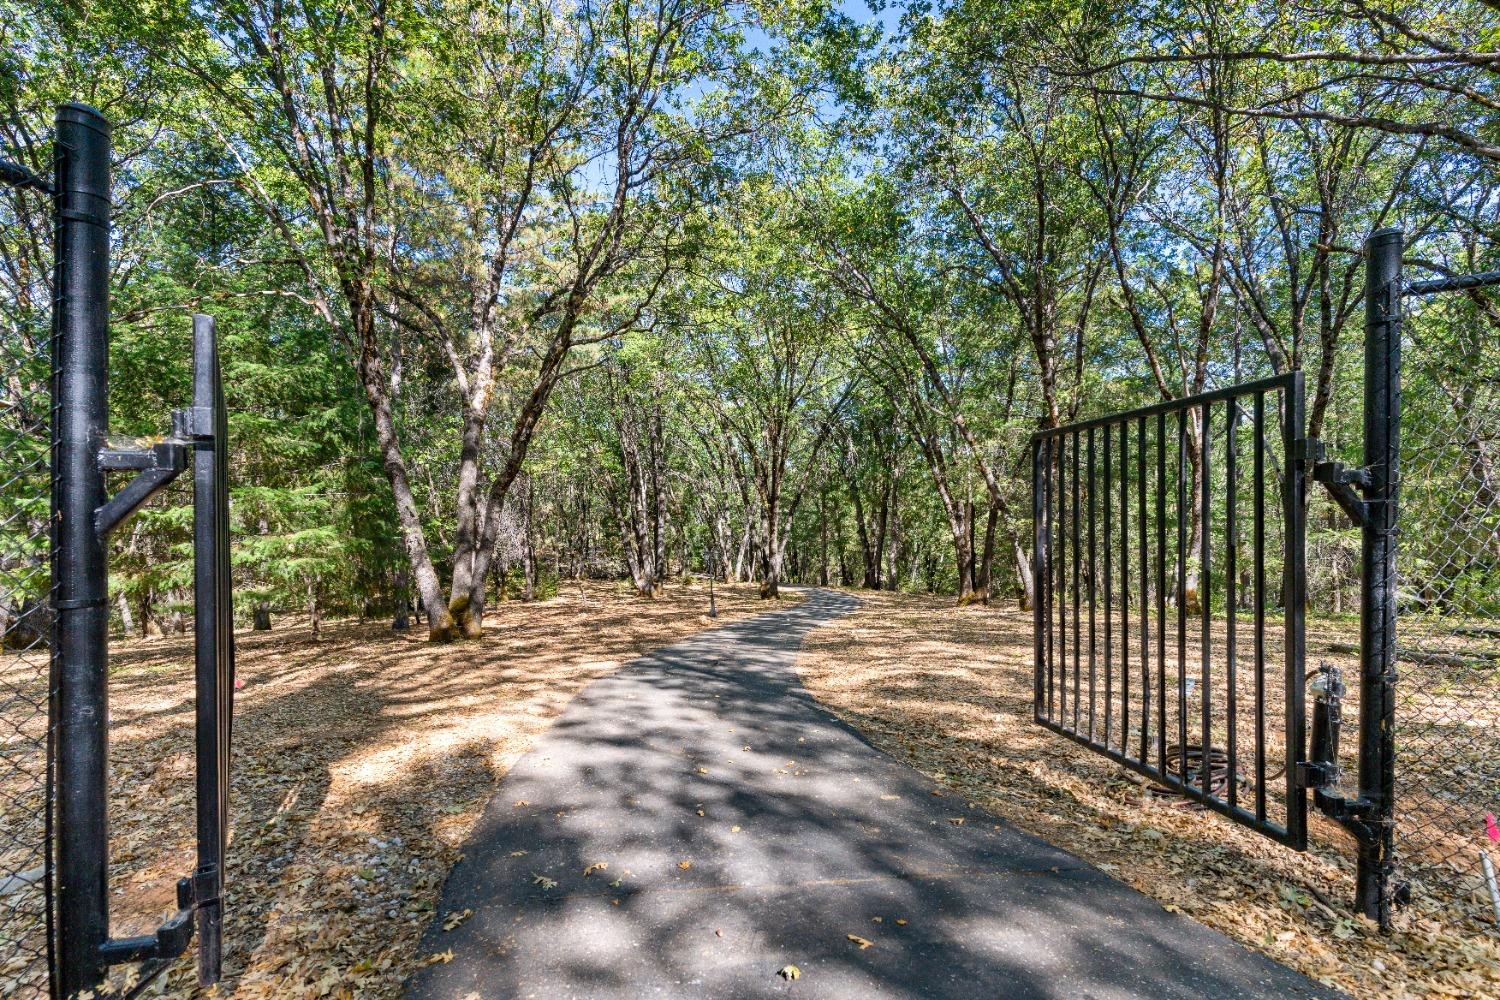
[1032,371,1309,849]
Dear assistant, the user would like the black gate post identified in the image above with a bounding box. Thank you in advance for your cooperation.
[191,314,230,984]
[1356,227,1402,924]
[50,102,112,998]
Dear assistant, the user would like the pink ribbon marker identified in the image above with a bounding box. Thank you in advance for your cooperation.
[1487,812,1499,844]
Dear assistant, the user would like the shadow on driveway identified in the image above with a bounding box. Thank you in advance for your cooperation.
[405,588,1344,1000]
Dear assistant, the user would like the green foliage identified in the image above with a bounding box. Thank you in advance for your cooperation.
[4,0,1499,623]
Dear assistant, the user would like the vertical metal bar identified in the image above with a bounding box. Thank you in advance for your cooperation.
[1225,397,1239,809]
[1200,403,1212,795]
[1357,228,1402,923]
[1033,438,1046,723]
[192,315,227,984]
[50,102,112,1000]
[1120,420,1130,754]
[1103,425,1113,750]
[1156,412,1167,773]
[1177,409,1188,787]
[1139,416,1149,763]
[1058,434,1067,722]
[1283,371,1308,848]
[1072,430,1081,731]
[1087,427,1097,741]
[1254,391,1267,823]
[1050,434,1062,719]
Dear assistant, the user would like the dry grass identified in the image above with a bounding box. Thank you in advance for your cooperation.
[795,589,1500,1000]
[0,579,792,999]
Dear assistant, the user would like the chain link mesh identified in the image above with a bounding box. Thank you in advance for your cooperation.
[1396,286,1500,922]
[0,302,52,995]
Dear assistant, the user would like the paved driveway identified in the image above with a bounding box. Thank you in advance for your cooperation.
[406,588,1343,1000]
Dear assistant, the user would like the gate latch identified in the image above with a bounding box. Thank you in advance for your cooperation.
[1305,664,1382,840]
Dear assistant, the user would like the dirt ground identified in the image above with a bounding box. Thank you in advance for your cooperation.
[795,589,1500,1000]
[0,580,787,999]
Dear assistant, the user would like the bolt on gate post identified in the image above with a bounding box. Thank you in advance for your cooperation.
[51,101,114,998]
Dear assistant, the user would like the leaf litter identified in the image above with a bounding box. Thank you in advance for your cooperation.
[16,581,785,998]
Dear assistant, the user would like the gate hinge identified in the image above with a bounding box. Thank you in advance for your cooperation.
[1299,438,1372,527]
[1312,787,1383,844]
[192,864,222,911]
[95,439,189,538]
[175,405,218,441]
[1295,759,1338,790]
[96,907,193,966]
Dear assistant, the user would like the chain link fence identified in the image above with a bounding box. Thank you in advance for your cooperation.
[1395,286,1500,923]
[0,300,53,995]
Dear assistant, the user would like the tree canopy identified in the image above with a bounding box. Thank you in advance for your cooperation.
[4,0,1498,639]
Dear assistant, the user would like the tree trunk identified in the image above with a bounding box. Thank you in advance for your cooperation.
[976,500,998,605]
[393,566,410,630]
[1013,534,1035,612]
[818,489,830,586]
[307,580,321,639]
[522,477,538,602]
[117,592,136,636]
[354,342,453,641]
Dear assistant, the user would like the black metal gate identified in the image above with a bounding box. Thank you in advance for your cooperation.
[1,103,235,998]
[1032,228,1500,929]
[1032,373,1310,847]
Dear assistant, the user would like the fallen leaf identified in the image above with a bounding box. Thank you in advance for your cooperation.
[778,965,801,981]
[509,850,528,857]
[442,908,473,931]
[731,825,741,833]
[532,873,558,890]
[513,800,529,807]
[583,862,608,877]
[847,934,874,950]
[422,949,455,966]
[678,860,692,870]
[895,918,908,926]
[948,817,965,826]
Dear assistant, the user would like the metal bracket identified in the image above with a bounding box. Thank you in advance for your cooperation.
[1299,438,1372,527]
[1314,789,1383,844]
[95,438,188,537]
[95,876,201,980]
[192,864,221,913]
[1295,759,1339,790]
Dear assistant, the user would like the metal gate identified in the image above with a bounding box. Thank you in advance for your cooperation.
[1032,373,1310,847]
[1032,228,1500,929]
[1,103,235,998]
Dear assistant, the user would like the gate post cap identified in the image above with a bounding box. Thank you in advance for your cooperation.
[57,102,110,132]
